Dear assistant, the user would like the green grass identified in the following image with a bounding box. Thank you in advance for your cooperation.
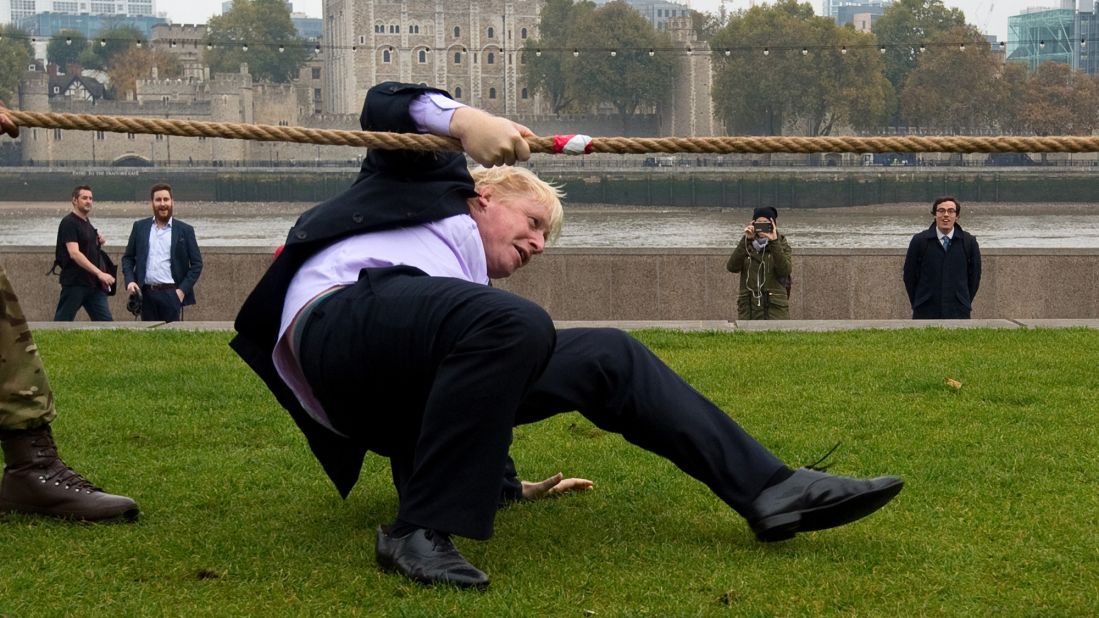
[1,328,1096,616]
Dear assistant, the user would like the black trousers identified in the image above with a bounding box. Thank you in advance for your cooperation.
[299,267,784,540]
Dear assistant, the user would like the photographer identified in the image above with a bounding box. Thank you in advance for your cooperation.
[726,207,792,320]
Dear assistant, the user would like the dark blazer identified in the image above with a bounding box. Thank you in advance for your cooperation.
[121,218,203,305]
[230,82,477,497]
[902,223,981,319]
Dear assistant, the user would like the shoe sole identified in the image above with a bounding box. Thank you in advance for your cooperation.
[375,556,490,590]
[0,503,139,523]
[753,478,904,542]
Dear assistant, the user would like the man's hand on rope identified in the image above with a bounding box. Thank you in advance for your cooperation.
[0,102,19,139]
[449,106,532,167]
[520,473,594,500]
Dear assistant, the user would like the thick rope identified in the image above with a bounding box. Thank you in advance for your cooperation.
[6,107,1099,154]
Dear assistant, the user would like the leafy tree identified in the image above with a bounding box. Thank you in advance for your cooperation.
[688,9,722,42]
[77,45,102,69]
[204,0,309,83]
[899,26,1002,132]
[873,0,966,114]
[107,48,182,100]
[711,0,891,136]
[524,0,596,114]
[796,21,892,135]
[87,26,147,70]
[0,26,33,102]
[1019,61,1099,136]
[993,62,1029,132]
[47,29,88,71]
[568,1,675,132]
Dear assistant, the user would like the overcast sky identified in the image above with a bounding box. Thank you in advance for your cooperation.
[165,1,1067,42]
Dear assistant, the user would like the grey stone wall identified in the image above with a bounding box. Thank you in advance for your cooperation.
[325,0,544,116]
[2,247,1096,322]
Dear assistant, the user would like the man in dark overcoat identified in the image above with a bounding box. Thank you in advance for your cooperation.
[903,196,982,319]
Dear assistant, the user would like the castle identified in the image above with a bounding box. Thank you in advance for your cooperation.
[12,0,716,167]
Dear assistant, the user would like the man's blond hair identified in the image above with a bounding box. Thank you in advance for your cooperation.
[470,166,565,242]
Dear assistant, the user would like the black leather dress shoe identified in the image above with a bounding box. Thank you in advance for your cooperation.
[375,526,490,589]
[746,468,903,542]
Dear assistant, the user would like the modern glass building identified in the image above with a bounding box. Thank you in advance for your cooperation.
[591,0,692,32]
[824,1,890,28]
[18,11,165,38]
[5,0,155,24]
[1007,8,1075,71]
[1006,5,1092,72]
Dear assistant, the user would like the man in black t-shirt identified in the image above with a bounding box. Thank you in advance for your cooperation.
[53,185,114,321]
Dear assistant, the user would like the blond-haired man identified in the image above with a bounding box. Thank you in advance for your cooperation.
[231,83,902,589]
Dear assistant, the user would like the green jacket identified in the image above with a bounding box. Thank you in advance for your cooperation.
[726,235,792,320]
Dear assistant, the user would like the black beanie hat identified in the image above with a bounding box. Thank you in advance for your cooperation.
[752,207,778,220]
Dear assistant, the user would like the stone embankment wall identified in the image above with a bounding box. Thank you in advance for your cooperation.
[2,248,1096,322]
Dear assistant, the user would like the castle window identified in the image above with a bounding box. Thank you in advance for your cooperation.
[127,133,135,140]
[521,88,528,99]
[312,67,321,79]
[489,87,496,99]
[454,51,461,64]
[418,49,427,63]
[453,26,460,38]
[96,130,105,140]
[382,49,391,63]
[521,27,528,39]
[374,24,383,33]
[155,134,163,141]
[487,52,494,64]
[487,27,494,39]
[454,86,462,99]
[54,129,62,140]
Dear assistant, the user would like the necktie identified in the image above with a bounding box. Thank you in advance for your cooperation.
[942,236,951,252]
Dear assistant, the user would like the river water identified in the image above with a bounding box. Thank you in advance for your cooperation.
[2,201,1098,248]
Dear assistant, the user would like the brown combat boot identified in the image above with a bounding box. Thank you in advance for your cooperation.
[0,425,139,522]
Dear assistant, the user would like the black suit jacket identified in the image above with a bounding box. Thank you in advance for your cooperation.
[121,217,203,305]
[230,82,477,497]
[902,223,981,319]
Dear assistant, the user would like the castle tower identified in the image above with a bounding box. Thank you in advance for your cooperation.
[323,0,542,115]
[662,15,716,137]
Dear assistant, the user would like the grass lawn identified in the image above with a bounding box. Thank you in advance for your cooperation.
[1,328,1096,616]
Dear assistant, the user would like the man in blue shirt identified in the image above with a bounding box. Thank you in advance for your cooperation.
[122,184,203,322]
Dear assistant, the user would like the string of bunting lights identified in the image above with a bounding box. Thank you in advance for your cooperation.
[0,29,1089,58]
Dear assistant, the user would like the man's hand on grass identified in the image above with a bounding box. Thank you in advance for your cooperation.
[521,473,593,500]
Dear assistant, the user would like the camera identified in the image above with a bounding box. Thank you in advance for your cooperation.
[126,290,143,318]
[753,221,774,234]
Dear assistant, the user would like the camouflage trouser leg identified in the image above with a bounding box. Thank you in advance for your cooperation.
[0,264,56,431]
